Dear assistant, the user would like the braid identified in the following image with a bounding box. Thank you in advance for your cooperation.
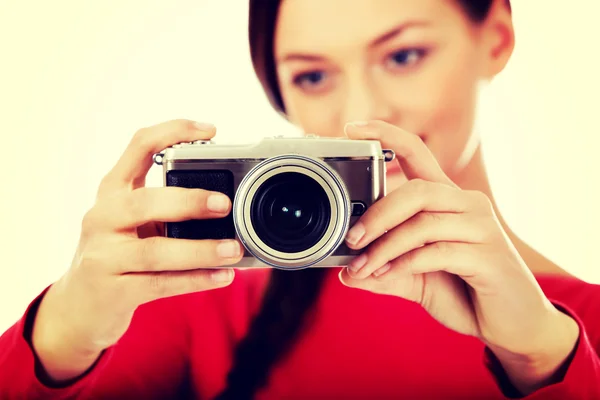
[214,268,329,400]
[215,1,516,399]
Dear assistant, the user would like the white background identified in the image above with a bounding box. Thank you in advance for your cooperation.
[1,0,599,332]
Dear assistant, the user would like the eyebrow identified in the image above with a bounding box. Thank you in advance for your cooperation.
[277,20,431,63]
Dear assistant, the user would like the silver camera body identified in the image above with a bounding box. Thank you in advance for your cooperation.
[153,135,394,270]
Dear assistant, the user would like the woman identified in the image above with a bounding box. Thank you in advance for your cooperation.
[1,0,599,399]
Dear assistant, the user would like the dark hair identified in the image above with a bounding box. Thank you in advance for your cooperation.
[215,1,510,399]
[247,0,512,118]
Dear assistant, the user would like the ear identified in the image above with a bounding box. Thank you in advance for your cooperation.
[481,0,515,79]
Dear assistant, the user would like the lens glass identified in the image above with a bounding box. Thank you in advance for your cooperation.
[250,171,331,253]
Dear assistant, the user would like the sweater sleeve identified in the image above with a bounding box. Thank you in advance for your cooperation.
[0,286,192,400]
[484,301,600,400]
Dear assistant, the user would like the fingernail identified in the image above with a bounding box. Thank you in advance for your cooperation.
[211,269,234,283]
[345,223,365,246]
[194,121,215,131]
[345,121,369,131]
[207,193,230,213]
[217,240,241,258]
[373,263,391,277]
[348,253,368,273]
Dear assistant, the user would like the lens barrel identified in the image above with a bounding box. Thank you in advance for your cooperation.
[233,155,351,269]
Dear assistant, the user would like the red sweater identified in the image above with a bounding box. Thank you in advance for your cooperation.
[1,269,599,399]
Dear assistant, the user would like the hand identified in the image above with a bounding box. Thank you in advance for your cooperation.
[340,120,580,395]
[32,119,244,383]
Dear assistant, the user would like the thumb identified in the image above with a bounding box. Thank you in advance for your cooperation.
[338,267,424,303]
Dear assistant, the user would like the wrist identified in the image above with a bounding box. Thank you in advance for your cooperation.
[487,307,580,396]
[32,282,105,384]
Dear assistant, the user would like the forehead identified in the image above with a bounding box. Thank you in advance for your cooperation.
[274,0,465,55]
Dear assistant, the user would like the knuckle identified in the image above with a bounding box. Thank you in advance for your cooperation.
[182,119,199,130]
[172,118,193,127]
[410,133,425,148]
[184,189,202,212]
[467,190,494,214]
[411,212,426,227]
[179,119,214,138]
[399,134,422,157]
[409,178,429,195]
[195,241,223,266]
[369,120,385,133]
[148,273,169,297]
[432,241,452,257]
[131,126,153,150]
[138,237,158,270]
[411,212,441,233]
[368,201,384,220]
[402,249,417,274]
[195,243,209,264]
[421,211,443,225]
[365,202,386,231]
[97,175,111,197]
[123,191,146,223]
[81,208,99,234]
[78,244,106,272]
[478,219,500,242]
[188,270,210,289]
[96,173,122,199]
[133,125,150,139]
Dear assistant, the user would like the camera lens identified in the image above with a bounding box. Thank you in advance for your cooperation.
[251,172,331,253]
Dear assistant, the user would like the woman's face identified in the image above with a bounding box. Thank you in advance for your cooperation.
[273,0,512,182]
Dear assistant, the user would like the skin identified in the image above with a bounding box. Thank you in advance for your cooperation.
[273,0,579,395]
[31,121,242,382]
[273,0,568,275]
[29,0,578,396]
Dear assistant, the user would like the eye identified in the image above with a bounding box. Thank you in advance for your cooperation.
[385,48,428,70]
[292,70,329,92]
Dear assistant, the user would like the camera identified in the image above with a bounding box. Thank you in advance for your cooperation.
[152,135,394,270]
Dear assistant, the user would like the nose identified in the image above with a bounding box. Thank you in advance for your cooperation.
[340,72,397,125]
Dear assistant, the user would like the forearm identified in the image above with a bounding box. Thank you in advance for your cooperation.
[32,304,102,385]
[488,308,580,396]
[0,286,104,399]
[31,281,113,385]
[1,284,192,400]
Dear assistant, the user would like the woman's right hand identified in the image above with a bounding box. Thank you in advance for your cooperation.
[31,119,244,383]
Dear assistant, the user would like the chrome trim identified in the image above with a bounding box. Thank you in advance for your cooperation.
[163,155,382,167]
[152,152,164,166]
[383,149,395,162]
[208,254,358,269]
[232,154,351,270]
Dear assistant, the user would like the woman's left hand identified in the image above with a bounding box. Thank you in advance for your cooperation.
[341,120,580,395]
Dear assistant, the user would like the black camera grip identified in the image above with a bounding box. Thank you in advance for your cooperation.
[165,170,236,240]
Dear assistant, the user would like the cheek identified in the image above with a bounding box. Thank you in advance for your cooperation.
[293,106,338,137]
[424,74,478,173]
[277,83,341,137]
[382,60,480,175]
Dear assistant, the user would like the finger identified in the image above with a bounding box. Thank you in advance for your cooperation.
[128,267,236,303]
[377,242,486,280]
[338,265,424,303]
[344,120,456,187]
[98,119,217,197]
[347,211,493,280]
[88,187,232,232]
[345,180,488,249]
[114,237,244,274]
